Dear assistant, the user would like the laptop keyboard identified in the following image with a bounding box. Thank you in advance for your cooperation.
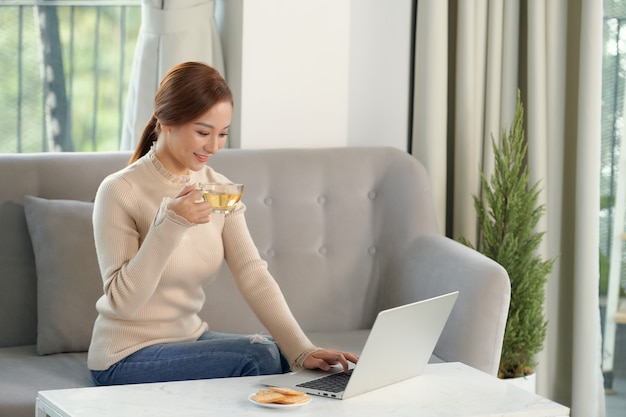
[296,369,354,393]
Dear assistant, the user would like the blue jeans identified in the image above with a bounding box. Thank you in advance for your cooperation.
[90,331,291,386]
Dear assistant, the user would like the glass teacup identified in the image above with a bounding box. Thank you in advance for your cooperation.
[199,182,244,214]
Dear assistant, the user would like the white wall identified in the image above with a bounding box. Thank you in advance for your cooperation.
[217,0,412,151]
[347,1,412,149]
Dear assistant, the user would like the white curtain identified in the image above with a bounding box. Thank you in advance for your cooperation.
[411,1,605,416]
[120,0,224,150]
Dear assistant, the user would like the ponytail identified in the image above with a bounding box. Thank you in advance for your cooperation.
[129,116,159,164]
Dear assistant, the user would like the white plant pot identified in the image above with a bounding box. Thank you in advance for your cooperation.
[502,372,537,393]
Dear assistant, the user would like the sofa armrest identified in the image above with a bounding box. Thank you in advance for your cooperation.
[382,234,510,376]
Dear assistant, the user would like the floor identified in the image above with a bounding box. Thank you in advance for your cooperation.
[606,374,626,417]
[601,299,626,417]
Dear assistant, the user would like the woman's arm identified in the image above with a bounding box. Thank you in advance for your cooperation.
[221,207,357,370]
[93,176,190,318]
[221,206,317,366]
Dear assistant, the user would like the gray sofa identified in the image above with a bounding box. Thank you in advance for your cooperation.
[0,147,510,417]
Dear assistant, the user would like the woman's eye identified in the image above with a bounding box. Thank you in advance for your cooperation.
[198,131,210,136]
[220,133,229,138]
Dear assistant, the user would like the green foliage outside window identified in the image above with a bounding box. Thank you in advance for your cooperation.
[0,3,140,153]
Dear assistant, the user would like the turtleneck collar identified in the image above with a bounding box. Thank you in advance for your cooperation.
[146,144,191,186]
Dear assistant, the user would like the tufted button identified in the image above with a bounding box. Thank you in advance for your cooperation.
[368,191,376,199]
[318,246,327,255]
[317,196,326,205]
[267,248,276,257]
[368,246,377,255]
[264,197,273,206]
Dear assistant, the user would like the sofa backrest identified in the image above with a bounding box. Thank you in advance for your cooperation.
[0,147,438,349]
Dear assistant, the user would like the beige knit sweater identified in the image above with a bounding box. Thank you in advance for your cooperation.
[87,149,316,371]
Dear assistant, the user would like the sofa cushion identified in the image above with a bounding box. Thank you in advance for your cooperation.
[23,196,101,355]
[0,345,92,417]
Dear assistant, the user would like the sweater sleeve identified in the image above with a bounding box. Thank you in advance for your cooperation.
[93,175,192,319]
[221,205,318,367]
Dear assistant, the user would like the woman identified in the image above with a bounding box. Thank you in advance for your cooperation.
[88,61,358,385]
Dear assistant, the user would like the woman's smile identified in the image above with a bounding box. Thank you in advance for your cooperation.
[194,152,209,163]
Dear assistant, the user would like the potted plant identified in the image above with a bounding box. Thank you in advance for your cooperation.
[459,91,555,383]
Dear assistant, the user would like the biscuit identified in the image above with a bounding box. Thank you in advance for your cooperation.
[274,395,311,404]
[252,387,310,405]
[251,390,286,403]
[268,386,307,396]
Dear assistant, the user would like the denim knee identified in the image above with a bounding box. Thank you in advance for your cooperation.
[245,335,285,376]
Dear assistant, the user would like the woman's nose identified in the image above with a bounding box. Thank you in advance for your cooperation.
[205,136,219,154]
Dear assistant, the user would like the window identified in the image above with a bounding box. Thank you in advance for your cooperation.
[601,1,626,413]
[0,0,140,153]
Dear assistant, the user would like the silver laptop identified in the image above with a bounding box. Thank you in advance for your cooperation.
[260,291,459,399]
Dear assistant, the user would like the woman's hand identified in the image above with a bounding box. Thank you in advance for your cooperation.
[167,184,212,224]
[302,349,359,372]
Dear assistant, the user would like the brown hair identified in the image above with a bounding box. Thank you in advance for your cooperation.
[129,62,233,164]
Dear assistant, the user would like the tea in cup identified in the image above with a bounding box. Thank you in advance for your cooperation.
[199,183,244,213]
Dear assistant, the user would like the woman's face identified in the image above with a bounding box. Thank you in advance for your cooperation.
[156,100,233,175]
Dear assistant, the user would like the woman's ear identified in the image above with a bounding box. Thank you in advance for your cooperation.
[156,120,170,134]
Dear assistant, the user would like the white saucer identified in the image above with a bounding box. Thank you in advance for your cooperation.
[248,393,312,409]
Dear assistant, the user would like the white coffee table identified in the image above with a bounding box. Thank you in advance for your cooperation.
[36,362,569,417]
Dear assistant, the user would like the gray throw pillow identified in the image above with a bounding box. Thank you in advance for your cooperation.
[23,196,101,355]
